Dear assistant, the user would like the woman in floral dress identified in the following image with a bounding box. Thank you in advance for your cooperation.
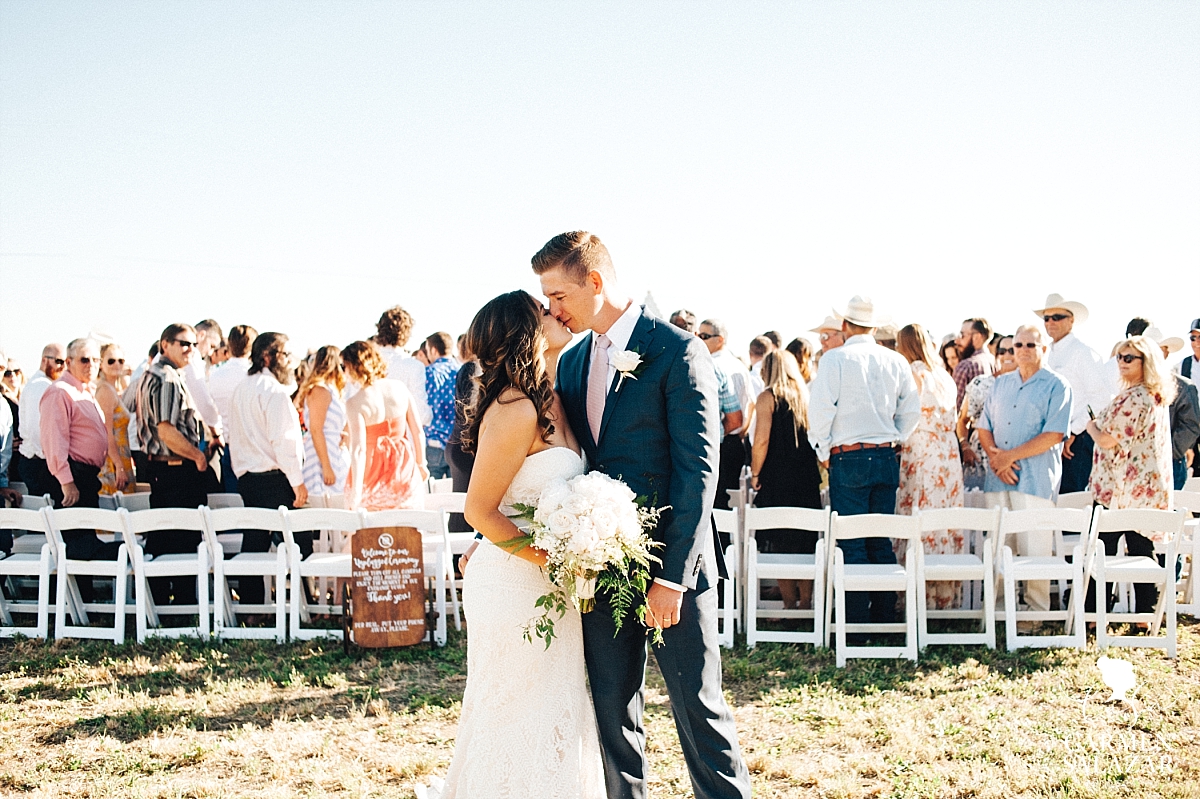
[1085,334,1176,615]
[957,335,1015,490]
[895,324,966,609]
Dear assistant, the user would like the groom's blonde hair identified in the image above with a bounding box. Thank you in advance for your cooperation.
[531,231,616,285]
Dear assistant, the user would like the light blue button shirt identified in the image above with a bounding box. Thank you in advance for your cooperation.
[977,367,1073,499]
[807,334,921,461]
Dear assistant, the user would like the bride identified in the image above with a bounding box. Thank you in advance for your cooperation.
[419,290,605,799]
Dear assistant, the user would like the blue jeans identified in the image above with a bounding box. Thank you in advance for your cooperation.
[828,447,901,625]
[426,445,450,480]
[1175,458,1189,491]
[1059,430,1095,494]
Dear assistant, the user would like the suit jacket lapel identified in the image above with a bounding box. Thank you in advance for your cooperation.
[597,311,656,446]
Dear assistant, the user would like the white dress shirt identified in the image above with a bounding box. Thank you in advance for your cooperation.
[183,352,224,436]
[228,372,305,486]
[207,357,251,436]
[1046,332,1112,436]
[712,348,756,418]
[807,334,921,462]
[17,370,53,459]
[381,346,432,427]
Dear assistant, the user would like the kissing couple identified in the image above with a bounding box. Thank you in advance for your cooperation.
[420,232,751,799]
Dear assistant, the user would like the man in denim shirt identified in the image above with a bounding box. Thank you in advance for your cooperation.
[808,295,920,627]
[420,332,459,480]
[978,324,1073,612]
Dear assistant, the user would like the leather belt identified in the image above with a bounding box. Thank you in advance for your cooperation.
[149,455,186,465]
[829,442,893,456]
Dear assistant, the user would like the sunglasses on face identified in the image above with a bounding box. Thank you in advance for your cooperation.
[3,369,19,377]
[697,332,718,340]
[107,358,125,366]
[996,347,1014,355]
[819,332,839,341]
[1191,333,1200,341]
[47,358,65,366]
[1043,314,1072,322]
[173,339,197,350]
[76,357,95,365]
[1012,342,1040,349]
[1116,353,1144,364]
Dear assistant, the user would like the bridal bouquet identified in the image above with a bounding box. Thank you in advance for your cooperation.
[505,471,665,648]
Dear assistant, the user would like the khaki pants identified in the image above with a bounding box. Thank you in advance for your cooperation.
[985,491,1055,612]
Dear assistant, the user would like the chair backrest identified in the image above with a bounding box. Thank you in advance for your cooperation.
[287,508,361,534]
[115,492,152,512]
[917,506,1003,535]
[1092,507,1186,549]
[311,492,347,510]
[1056,491,1094,510]
[744,506,830,536]
[711,508,739,537]
[1173,490,1200,516]
[122,507,207,536]
[998,506,1093,537]
[830,511,920,541]
[423,492,466,514]
[0,506,51,533]
[9,481,28,495]
[18,494,54,510]
[428,476,454,494]
[45,507,127,552]
[204,505,288,533]
[1185,475,1200,493]
[206,493,244,509]
[359,508,445,536]
[98,495,119,510]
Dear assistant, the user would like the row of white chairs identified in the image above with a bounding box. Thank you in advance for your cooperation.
[0,499,458,645]
[715,497,1195,665]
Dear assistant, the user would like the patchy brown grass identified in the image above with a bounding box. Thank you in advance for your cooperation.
[1,621,1198,797]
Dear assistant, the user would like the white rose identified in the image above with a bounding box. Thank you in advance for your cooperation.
[591,508,619,540]
[562,493,592,515]
[547,510,578,536]
[610,350,642,373]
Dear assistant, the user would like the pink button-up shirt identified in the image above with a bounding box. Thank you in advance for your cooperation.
[39,372,108,486]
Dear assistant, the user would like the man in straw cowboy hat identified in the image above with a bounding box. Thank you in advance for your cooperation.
[808,295,920,632]
[810,314,845,354]
[1034,292,1112,494]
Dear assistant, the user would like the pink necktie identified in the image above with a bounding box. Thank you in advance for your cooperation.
[587,334,610,442]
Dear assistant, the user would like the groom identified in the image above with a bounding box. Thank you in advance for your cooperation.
[534,232,751,799]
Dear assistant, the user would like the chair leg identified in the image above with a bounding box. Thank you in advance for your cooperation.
[813,539,826,649]
[745,551,757,649]
[275,552,287,643]
[113,552,127,645]
[1094,552,1108,650]
[1003,548,1018,651]
[289,545,301,641]
[198,546,209,640]
[905,558,918,661]
[36,552,51,640]
[983,549,996,649]
[834,556,846,668]
[916,574,929,652]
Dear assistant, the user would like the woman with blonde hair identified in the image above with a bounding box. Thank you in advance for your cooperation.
[895,323,966,609]
[296,345,350,497]
[96,342,134,494]
[749,349,822,609]
[342,340,427,511]
[1085,334,1176,618]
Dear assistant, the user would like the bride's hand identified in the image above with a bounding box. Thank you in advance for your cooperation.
[458,540,480,576]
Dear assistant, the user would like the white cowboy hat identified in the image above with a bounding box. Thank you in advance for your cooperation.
[1033,293,1089,324]
[836,295,879,328]
[1142,327,1185,355]
[809,314,843,334]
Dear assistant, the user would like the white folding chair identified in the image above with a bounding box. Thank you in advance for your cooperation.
[712,508,740,649]
[0,506,55,638]
[997,507,1092,651]
[45,507,130,644]
[915,507,1002,649]
[424,491,472,602]
[1085,507,1185,658]
[9,482,27,495]
[1173,490,1200,616]
[744,506,829,650]
[359,508,449,646]
[206,493,244,509]
[9,494,52,554]
[123,507,210,641]
[427,476,454,494]
[1185,476,1200,493]
[829,512,919,665]
[203,507,288,641]
[285,507,360,640]
[114,491,152,512]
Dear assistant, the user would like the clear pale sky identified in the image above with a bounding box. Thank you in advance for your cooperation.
[2,2,1197,369]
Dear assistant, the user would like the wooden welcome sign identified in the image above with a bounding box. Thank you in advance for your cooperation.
[348,526,426,647]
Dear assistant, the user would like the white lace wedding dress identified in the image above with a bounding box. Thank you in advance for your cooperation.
[419,447,606,799]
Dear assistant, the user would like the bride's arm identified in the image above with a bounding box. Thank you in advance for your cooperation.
[463,397,547,567]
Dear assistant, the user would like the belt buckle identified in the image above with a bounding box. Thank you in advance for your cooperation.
[167,458,184,467]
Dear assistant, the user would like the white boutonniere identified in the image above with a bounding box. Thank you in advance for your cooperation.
[611,350,643,390]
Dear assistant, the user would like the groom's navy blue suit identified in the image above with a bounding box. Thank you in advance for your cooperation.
[558,306,750,799]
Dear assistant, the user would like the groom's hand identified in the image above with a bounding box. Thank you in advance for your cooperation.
[644,582,684,630]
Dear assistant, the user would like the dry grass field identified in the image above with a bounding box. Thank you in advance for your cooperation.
[2,621,1198,798]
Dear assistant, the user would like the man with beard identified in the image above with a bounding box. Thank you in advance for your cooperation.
[227,332,309,609]
[952,318,994,411]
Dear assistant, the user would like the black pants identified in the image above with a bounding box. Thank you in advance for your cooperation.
[714,434,748,512]
[46,461,122,602]
[143,459,208,605]
[1085,530,1160,614]
[446,440,474,533]
[237,470,309,605]
[19,455,56,497]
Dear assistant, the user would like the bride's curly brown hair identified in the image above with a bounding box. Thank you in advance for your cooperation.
[460,290,556,455]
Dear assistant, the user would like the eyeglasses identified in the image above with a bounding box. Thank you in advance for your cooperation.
[996,347,1014,355]
[76,357,94,364]
[1116,353,1144,364]
[1012,342,1040,349]
[819,332,840,341]
[3,369,19,377]
[107,358,125,366]
[697,332,718,340]
[1043,314,1072,322]
[173,339,197,350]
